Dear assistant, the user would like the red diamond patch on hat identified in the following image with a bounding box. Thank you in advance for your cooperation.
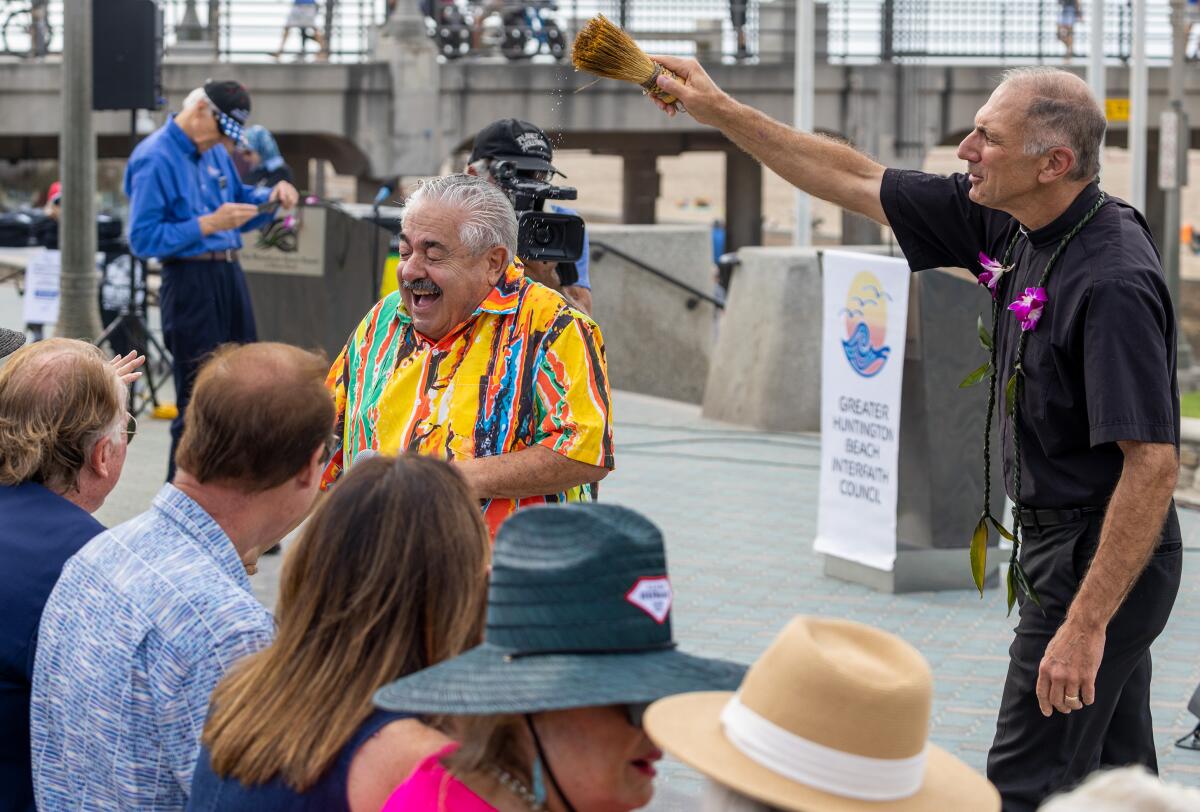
[625,576,673,624]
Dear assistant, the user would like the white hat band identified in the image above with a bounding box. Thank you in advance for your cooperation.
[720,695,928,802]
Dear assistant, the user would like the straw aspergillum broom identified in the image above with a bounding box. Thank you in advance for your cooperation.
[571,15,683,111]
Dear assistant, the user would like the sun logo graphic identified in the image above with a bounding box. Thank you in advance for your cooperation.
[839,271,894,378]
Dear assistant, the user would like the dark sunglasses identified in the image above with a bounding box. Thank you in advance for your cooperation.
[123,412,137,445]
[623,702,649,728]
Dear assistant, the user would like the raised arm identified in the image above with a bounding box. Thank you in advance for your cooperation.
[650,54,888,226]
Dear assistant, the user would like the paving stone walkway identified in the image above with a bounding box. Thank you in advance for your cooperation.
[89,386,1200,808]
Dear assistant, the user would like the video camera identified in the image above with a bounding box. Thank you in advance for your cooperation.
[490,159,586,267]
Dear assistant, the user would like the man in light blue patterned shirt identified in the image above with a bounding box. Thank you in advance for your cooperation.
[30,342,336,810]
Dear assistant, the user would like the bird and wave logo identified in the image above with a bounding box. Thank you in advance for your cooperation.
[839,271,894,378]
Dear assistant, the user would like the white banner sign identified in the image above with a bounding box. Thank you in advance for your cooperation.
[22,249,61,325]
[814,251,912,571]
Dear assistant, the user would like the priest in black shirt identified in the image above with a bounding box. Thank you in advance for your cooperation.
[648,62,1181,809]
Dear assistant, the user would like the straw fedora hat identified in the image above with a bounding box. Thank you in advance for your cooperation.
[644,616,999,812]
[375,503,746,715]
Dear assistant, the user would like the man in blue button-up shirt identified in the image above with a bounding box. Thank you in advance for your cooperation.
[31,342,334,812]
[125,79,298,480]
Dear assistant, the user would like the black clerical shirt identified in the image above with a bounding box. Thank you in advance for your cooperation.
[880,171,1178,508]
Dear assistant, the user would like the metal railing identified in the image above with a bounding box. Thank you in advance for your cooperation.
[0,0,1186,63]
[0,0,385,62]
[166,0,384,62]
[590,240,725,309]
[826,0,1180,63]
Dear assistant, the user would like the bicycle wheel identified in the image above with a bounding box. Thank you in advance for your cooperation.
[1,8,33,56]
[544,24,566,59]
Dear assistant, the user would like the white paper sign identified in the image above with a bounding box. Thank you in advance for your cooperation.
[22,249,61,325]
[814,251,912,571]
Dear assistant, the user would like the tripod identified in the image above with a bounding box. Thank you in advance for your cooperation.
[94,245,173,418]
[93,107,172,417]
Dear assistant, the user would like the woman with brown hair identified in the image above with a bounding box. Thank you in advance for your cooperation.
[187,453,490,811]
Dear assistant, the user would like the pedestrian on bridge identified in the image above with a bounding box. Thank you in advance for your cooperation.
[648,60,1180,811]
[124,80,299,481]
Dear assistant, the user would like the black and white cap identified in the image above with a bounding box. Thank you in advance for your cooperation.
[204,79,252,147]
[468,118,559,174]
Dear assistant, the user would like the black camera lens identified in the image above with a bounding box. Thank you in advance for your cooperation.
[532,221,556,246]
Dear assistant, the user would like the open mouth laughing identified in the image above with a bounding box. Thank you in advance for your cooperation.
[403,280,443,313]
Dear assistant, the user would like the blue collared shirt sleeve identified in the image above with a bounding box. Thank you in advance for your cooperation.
[550,204,590,290]
[574,224,591,289]
[126,156,205,259]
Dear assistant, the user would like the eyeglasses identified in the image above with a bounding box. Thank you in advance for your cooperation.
[123,412,137,445]
[319,432,339,465]
[623,702,649,729]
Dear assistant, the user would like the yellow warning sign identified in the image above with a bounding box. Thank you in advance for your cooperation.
[1106,98,1130,122]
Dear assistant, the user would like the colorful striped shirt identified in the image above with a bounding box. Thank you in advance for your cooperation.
[322,262,614,534]
[30,484,274,811]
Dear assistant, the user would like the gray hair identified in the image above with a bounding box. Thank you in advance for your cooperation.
[182,86,209,113]
[999,67,1106,182]
[404,173,518,267]
[468,158,494,179]
[1040,766,1200,812]
[700,781,785,812]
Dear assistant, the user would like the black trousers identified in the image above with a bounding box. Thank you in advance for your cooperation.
[159,259,257,481]
[986,504,1183,811]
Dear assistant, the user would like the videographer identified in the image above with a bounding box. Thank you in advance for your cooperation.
[465,119,593,314]
[124,79,299,480]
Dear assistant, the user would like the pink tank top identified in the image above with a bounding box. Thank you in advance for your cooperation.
[381,745,498,812]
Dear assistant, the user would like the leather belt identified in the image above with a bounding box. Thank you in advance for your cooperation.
[164,249,239,264]
[1017,506,1101,528]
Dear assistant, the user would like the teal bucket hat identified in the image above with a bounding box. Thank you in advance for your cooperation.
[0,327,25,359]
[374,503,746,715]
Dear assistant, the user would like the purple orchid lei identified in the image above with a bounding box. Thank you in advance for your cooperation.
[1008,287,1048,332]
[979,252,1047,332]
[976,252,1010,298]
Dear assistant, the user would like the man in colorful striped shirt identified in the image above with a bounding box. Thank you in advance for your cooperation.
[322,174,613,534]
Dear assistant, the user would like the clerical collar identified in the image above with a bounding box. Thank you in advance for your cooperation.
[1022,182,1103,249]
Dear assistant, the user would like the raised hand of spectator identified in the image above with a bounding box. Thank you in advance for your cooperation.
[109,350,145,384]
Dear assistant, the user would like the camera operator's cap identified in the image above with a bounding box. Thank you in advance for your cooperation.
[203,79,252,148]
[469,118,561,175]
[46,181,61,205]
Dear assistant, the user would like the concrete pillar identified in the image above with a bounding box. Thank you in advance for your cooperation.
[292,159,311,195]
[373,5,442,176]
[724,147,762,251]
[313,159,327,198]
[622,152,660,224]
[842,210,882,245]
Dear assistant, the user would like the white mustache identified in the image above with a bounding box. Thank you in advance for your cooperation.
[403,280,442,295]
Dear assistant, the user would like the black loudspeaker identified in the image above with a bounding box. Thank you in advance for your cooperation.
[93,0,163,111]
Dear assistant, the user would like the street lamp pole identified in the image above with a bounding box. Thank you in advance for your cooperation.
[1162,0,1192,368]
[57,0,101,340]
[793,0,814,247]
[1129,0,1148,212]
